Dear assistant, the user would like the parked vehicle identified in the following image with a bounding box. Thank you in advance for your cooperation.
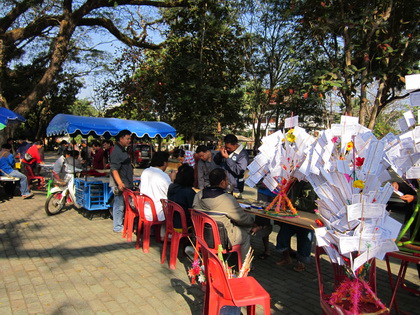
[178,144,198,152]
[45,168,82,215]
[134,143,155,168]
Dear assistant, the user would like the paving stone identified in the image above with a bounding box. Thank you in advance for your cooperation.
[1,158,419,314]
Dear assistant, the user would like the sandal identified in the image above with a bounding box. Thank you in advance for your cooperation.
[293,262,305,272]
[259,253,270,260]
[276,256,292,266]
[22,193,34,199]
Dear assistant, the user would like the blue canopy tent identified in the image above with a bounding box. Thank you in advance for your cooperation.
[0,107,26,130]
[46,114,176,138]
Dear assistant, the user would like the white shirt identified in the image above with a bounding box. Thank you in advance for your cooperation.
[140,166,171,221]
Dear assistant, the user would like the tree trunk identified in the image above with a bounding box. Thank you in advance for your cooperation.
[14,19,76,116]
[367,79,387,130]
[0,37,7,108]
[253,119,261,152]
[341,0,354,116]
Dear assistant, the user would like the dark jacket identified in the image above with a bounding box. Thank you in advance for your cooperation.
[214,145,249,193]
[288,180,317,213]
[193,187,254,245]
[167,183,195,229]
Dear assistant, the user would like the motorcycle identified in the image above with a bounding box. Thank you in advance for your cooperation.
[44,167,82,216]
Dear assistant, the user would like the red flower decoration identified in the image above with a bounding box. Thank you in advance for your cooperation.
[331,136,338,143]
[355,157,365,167]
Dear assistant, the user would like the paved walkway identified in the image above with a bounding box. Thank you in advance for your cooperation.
[0,172,419,314]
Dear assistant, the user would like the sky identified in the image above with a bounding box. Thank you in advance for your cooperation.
[76,6,165,102]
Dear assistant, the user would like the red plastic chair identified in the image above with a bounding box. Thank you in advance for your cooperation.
[160,199,192,269]
[135,193,165,253]
[190,208,242,270]
[315,246,379,314]
[198,237,270,315]
[122,189,140,242]
[25,164,45,189]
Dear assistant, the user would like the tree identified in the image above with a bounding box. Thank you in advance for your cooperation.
[69,99,98,117]
[238,0,326,151]
[0,0,188,121]
[13,74,82,140]
[293,0,420,128]
[99,0,246,142]
[160,0,246,141]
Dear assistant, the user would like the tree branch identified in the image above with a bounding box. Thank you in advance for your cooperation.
[6,17,61,43]
[0,0,43,32]
[79,17,162,49]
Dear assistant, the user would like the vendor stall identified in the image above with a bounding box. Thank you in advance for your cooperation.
[45,114,176,214]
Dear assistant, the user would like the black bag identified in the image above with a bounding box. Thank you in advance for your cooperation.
[204,221,232,251]
[24,152,33,162]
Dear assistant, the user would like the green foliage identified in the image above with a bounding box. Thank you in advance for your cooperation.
[69,99,98,117]
[13,75,83,140]
[291,0,420,127]
[99,0,245,141]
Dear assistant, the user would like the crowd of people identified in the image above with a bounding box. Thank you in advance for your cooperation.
[2,131,419,275]
[0,137,115,200]
[109,131,318,272]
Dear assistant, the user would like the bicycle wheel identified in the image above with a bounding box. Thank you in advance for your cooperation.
[45,191,65,215]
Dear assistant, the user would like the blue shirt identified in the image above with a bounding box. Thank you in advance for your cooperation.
[0,150,15,175]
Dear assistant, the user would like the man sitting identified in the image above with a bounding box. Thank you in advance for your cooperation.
[0,143,33,199]
[53,149,71,180]
[193,168,254,258]
[140,151,176,221]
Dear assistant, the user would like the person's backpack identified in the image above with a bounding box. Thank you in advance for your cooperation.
[203,220,232,251]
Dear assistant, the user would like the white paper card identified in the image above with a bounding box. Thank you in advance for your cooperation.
[410,92,420,106]
[347,203,386,221]
[284,116,299,128]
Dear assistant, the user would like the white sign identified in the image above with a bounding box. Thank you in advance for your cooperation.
[406,74,420,91]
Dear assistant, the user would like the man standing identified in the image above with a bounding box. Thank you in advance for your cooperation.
[102,140,114,169]
[195,145,219,190]
[275,180,317,272]
[90,141,105,170]
[80,140,91,167]
[214,134,249,199]
[0,144,33,199]
[140,151,176,221]
[193,168,254,258]
[110,130,133,233]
